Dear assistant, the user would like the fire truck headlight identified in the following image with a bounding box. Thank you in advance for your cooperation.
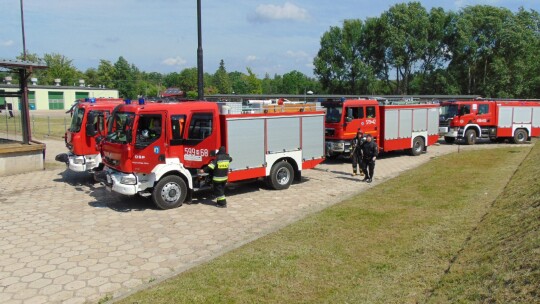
[336,142,344,149]
[73,157,85,165]
[120,175,137,185]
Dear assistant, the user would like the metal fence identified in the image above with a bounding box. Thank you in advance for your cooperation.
[0,111,70,139]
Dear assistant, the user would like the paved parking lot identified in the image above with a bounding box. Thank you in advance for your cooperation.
[0,139,531,303]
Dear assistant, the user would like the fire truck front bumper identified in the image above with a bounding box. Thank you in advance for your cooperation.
[99,168,139,196]
[325,140,351,156]
[438,127,458,138]
[56,153,102,172]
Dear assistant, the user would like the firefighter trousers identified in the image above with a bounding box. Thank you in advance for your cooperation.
[352,153,364,175]
[213,181,227,205]
[362,158,375,179]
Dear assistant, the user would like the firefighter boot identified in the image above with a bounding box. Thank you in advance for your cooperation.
[352,169,357,176]
[217,198,227,208]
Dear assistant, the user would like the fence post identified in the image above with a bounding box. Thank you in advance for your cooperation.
[48,116,51,136]
[4,112,8,139]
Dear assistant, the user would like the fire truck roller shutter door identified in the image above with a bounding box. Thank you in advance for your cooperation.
[301,115,325,161]
[384,110,399,140]
[267,117,301,153]
[226,118,265,170]
[533,108,540,128]
[399,110,413,139]
[428,108,439,135]
[412,108,428,132]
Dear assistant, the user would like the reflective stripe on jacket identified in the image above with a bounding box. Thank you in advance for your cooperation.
[206,153,232,182]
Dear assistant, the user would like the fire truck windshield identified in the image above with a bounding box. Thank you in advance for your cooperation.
[69,107,85,132]
[440,104,459,121]
[325,106,343,123]
[107,112,135,144]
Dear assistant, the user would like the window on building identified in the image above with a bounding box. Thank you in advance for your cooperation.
[48,92,64,110]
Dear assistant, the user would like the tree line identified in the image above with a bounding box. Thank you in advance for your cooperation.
[5,54,321,99]
[4,2,538,99]
[314,2,540,98]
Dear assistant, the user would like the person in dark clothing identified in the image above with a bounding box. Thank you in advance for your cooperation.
[350,129,365,177]
[201,146,233,207]
[360,134,378,183]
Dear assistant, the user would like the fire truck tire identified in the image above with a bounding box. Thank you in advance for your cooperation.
[512,129,528,144]
[268,161,294,190]
[152,175,187,209]
[444,136,456,144]
[465,129,476,145]
[410,137,425,156]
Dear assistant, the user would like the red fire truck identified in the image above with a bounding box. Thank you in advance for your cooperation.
[98,100,325,209]
[438,100,540,144]
[323,99,440,158]
[55,98,123,172]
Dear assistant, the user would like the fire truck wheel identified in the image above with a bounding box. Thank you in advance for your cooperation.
[465,129,476,145]
[410,137,425,156]
[512,129,528,144]
[268,161,294,190]
[444,136,455,144]
[152,175,187,209]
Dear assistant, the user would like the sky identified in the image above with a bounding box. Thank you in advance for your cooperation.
[1,0,539,78]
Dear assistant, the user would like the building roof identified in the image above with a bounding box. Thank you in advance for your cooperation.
[0,59,48,70]
[0,84,116,91]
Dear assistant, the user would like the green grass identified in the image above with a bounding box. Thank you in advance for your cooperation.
[117,145,533,303]
[0,113,70,139]
[427,144,540,303]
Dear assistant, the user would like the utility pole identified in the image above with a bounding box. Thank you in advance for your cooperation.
[197,0,204,100]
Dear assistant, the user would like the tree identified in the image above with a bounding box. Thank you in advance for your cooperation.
[96,60,116,89]
[229,71,248,94]
[41,53,80,86]
[446,5,540,97]
[213,59,232,94]
[314,19,374,94]
[380,2,430,94]
[114,56,136,99]
[244,68,262,94]
[84,68,99,87]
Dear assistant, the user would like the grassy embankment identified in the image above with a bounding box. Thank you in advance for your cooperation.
[118,144,537,303]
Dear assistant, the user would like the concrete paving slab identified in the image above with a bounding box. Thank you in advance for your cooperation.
[0,139,532,303]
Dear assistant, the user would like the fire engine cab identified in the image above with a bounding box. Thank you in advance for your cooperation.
[98,100,325,209]
[439,100,540,144]
[323,99,440,158]
[56,98,123,172]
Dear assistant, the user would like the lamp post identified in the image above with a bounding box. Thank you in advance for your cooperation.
[197,0,204,100]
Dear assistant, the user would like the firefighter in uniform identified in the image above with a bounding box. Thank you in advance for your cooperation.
[350,129,366,177]
[360,134,378,183]
[202,146,233,208]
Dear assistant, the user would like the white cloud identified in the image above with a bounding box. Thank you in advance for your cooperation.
[161,56,187,66]
[251,2,309,22]
[286,50,309,59]
[1,40,14,47]
[246,55,257,62]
